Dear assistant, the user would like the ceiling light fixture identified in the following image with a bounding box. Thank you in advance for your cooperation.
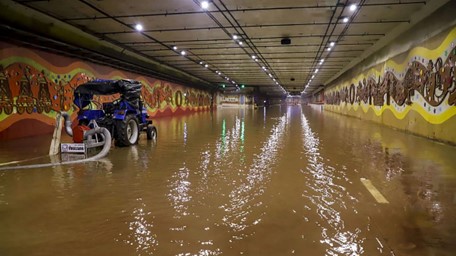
[135,24,143,31]
[252,55,257,59]
[204,64,209,68]
[199,61,204,65]
[314,69,318,73]
[327,47,332,51]
[349,4,357,11]
[233,35,238,40]
[329,42,335,47]
[172,46,178,50]
[239,41,243,45]
[180,50,186,55]
[343,17,349,23]
[201,1,209,9]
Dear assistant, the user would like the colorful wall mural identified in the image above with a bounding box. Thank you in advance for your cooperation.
[324,26,456,144]
[0,41,212,140]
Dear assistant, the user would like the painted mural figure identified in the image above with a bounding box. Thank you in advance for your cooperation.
[163,84,173,105]
[0,66,13,115]
[449,60,456,105]
[36,71,52,113]
[184,90,191,106]
[56,80,68,111]
[389,72,407,106]
[16,66,36,114]
[403,64,420,105]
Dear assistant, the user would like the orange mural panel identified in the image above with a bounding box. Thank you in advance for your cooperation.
[0,41,213,140]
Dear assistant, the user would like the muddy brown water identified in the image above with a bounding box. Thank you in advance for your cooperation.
[1,105,455,255]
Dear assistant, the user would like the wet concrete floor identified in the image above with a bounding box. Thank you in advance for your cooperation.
[0,105,456,255]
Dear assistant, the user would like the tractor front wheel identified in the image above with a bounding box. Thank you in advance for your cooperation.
[146,125,157,141]
[115,114,140,147]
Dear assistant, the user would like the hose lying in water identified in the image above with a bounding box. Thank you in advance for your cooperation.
[0,127,111,171]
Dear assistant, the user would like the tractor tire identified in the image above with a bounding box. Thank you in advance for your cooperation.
[146,125,157,141]
[115,114,140,147]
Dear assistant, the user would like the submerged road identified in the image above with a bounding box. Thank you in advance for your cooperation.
[0,105,455,255]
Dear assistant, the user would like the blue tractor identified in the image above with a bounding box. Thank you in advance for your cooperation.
[73,79,157,147]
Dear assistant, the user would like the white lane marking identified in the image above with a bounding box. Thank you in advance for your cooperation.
[360,178,389,204]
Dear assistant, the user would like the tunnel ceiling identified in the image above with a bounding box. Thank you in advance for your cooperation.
[14,0,431,96]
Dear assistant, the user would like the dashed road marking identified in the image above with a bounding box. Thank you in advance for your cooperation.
[360,178,389,204]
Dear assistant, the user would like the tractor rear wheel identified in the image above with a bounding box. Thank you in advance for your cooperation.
[115,114,139,146]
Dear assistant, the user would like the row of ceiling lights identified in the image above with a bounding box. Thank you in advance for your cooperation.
[304,3,358,94]
[134,1,357,95]
[199,0,285,93]
[133,0,254,91]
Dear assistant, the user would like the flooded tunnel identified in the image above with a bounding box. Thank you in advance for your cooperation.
[1,106,456,255]
[1,0,456,255]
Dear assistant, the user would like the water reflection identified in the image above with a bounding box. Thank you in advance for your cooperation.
[300,112,365,255]
[118,198,158,255]
[220,115,287,233]
[240,119,245,163]
[384,147,405,181]
[221,119,226,153]
[176,248,222,256]
[168,166,192,218]
[166,113,248,255]
[183,122,188,145]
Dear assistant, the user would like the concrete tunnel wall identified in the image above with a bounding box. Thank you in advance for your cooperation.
[0,41,213,141]
[322,3,456,145]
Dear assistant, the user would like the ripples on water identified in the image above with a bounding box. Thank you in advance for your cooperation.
[168,166,192,218]
[163,115,250,255]
[161,114,289,255]
[300,113,365,256]
[220,115,287,233]
[117,198,158,255]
